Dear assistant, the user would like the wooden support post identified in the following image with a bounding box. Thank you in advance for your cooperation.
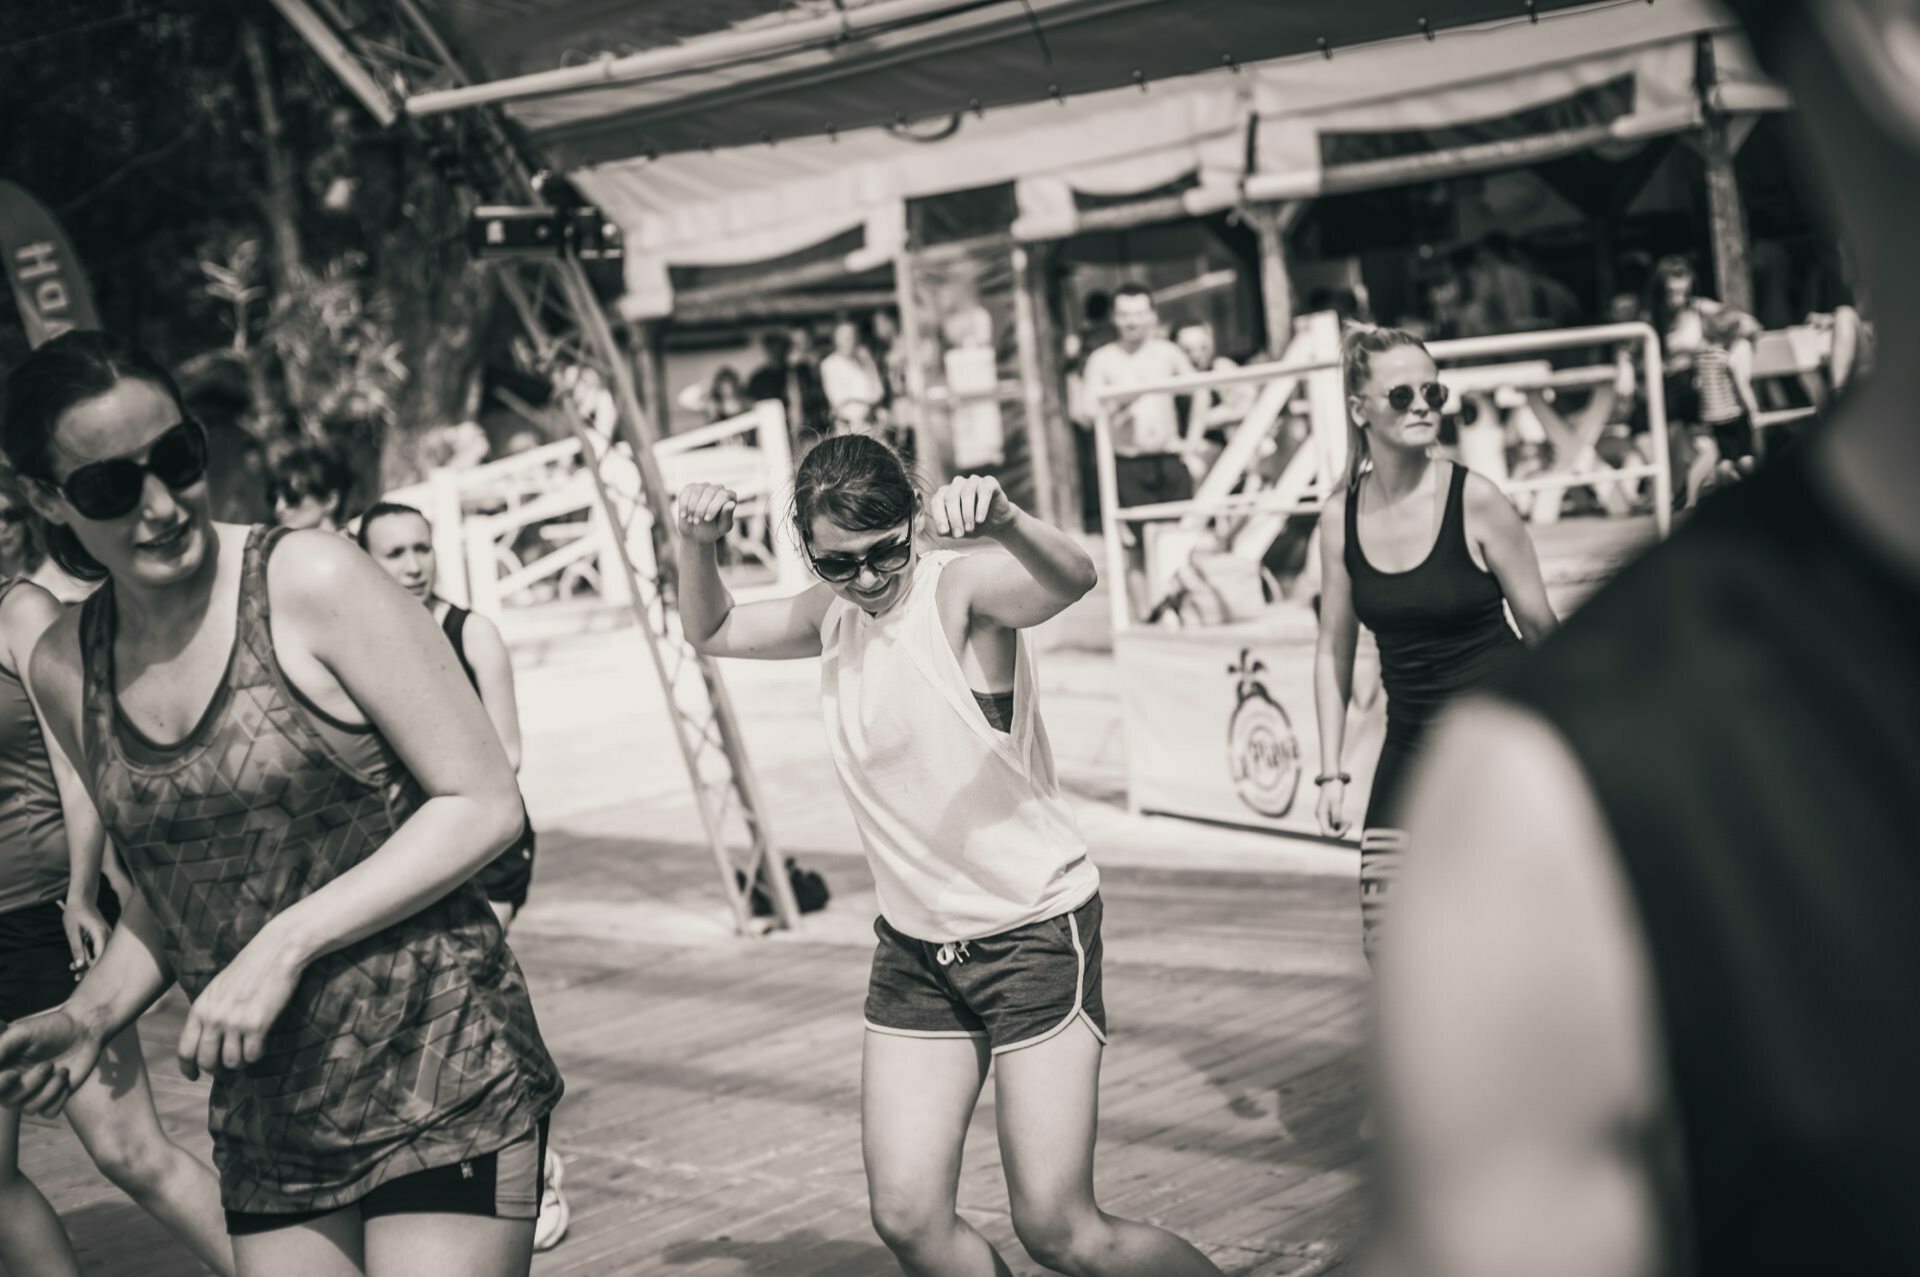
[892,252,946,490]
[1245,201,1304,358]
[632,319,672,440]
[1700,122,1754,314]
[1013,241,1074,530]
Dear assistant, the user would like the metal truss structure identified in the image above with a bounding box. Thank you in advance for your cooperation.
[269,0,801,934]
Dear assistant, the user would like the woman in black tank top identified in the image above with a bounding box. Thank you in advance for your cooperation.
[1314,327,1558,959]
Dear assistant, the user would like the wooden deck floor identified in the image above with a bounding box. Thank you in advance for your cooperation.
[16,822,1369,1277]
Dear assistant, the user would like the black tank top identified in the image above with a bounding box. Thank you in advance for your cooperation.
[1495,453,1920,1273]
[439,602,535,851]
[1346,462,1522,739]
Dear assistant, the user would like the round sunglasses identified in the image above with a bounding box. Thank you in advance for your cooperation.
[1379,383,1448,413]
[806,530,912,584]
[53,418,209,521]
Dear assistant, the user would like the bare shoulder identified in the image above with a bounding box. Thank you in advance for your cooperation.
[26,604,88,729]
[0,577,62,646]
[1460,466,1522,524]
[1389,697,1666,1277]
[266,527,395,616]
[938,546,1008,616]
[1392,697,1658,1090]
[1317,486,1349,542]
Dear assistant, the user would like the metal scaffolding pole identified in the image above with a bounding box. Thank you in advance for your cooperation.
[268,0,800,933]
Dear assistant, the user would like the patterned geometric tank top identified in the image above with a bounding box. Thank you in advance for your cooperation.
[77,526,562,1214]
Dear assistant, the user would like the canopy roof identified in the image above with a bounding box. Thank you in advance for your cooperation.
[391,2,1783,317]
[411,0,1607,165]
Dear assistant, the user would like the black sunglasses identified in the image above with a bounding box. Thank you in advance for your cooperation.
[806,531,912,584]
[0,508,28,525]
[1382,383,1448,413]
[54,418,209,521]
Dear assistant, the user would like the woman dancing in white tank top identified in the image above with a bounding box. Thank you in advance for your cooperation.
[677,434,1222,1277]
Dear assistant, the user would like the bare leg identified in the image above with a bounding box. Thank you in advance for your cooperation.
[863,1031,1013,1277]
[63,1024,234,1276]
[0,1100,84,1277]
[232,1207,365,1277]
[365,1213,535,1277]
[996,1021,1222,1276]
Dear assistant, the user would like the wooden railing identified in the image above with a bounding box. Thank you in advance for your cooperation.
[375,399,806,617]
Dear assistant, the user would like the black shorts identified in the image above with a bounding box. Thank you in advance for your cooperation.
[864,893,1106,1055]
[1114,454,1194,512]
[225,1119,549,1237]
[1706,414,1755,463]
[0,883,122,1025]
[474,816,536,910]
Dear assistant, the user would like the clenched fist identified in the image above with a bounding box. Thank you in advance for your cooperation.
[677,483,739,544]
[931,475,1016,539]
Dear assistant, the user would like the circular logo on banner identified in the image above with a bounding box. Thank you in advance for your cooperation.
[1227,649,1302,818]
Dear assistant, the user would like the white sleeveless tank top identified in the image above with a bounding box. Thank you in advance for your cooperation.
[818,550,1099,942]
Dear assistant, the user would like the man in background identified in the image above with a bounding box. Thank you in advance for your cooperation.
[1082,283,1203,615]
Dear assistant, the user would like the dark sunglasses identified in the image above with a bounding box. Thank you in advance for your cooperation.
[0,508,29,525]
[807,532,912,584]
[1381,383,1448,413]
[54,418,208,521]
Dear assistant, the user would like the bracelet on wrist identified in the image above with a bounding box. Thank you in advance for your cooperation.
[1313,772,1351,787]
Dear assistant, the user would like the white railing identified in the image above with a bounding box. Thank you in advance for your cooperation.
[1089,317,1675,635]
[375,400,807,618]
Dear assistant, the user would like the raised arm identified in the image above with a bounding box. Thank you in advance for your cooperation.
[936,475,1098,630]
[458,610,525,773]
[675,482,832,659]
[1312,493,1361,837]
[1466,472,1557,645]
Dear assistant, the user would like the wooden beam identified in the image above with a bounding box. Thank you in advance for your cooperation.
[1699,122,1754,313]
[674,288,899,326]
[892,253,945,488]
[1013,241,1075,530]
[1243,201,1303,358]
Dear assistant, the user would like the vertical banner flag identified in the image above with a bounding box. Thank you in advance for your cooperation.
[0,181,101,347]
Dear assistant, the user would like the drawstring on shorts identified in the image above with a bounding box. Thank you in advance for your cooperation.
[936,940,972,966]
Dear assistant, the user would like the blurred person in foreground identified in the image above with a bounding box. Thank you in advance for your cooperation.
[1375,3,1920,1274]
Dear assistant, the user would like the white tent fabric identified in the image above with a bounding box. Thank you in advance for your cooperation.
[1245,0,1768,198]
[580,65,1250,317]
[577,0,1783,318]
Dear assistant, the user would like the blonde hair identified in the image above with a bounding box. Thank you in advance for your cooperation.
[1339,324,1433,493]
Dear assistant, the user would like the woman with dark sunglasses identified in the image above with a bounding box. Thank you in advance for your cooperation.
[1314,326,1556,962]
[674,435,1223,1277]
[0,332,562,1277]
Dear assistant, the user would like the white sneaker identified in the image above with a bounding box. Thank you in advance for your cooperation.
[534,1147,570,1251]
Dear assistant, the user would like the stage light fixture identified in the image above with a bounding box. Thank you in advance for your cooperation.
[467,205,623,261]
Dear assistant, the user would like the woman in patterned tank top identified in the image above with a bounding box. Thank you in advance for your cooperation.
[0,332,562,1277]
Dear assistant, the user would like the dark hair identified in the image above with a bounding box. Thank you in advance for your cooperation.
[355,500,428,551]
[1646,254,1697,350]
[269,442,352,513]
[0,466,47,575]
[0,330,187,582]
[790,433,919,547]
[1340,324,1433,492]
[1113,282,1155,308]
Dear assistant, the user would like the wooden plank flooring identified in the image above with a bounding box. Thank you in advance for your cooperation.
[15,824,1368,1277]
